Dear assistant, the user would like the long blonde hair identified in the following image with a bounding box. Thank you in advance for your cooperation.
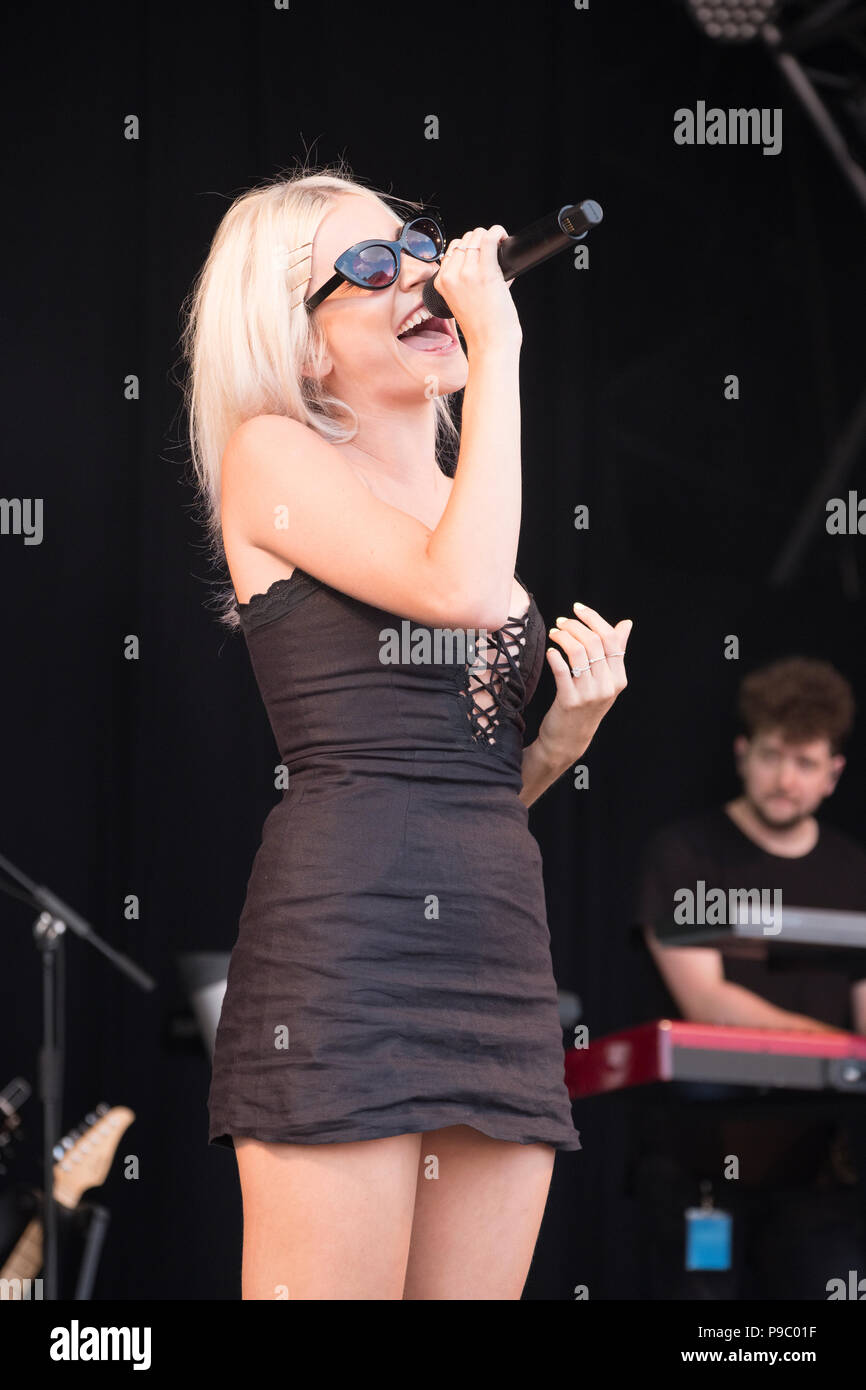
[179,159,459,630]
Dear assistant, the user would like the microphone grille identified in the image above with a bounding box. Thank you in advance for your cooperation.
[422,277,451,319]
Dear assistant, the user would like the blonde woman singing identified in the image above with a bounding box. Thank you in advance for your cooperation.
[181,165,631,1300]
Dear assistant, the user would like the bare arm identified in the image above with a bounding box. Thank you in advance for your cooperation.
[424,227,523,627]
[643,927,848,1033]
[223,414,502,629]
[518,738,572,808]
[426,343,521,629]
[851,979,866,1035]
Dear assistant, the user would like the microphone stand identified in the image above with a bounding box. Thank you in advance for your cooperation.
[0,850,155,1300]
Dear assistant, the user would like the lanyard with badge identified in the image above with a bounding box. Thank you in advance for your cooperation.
[685,1179,733,1271]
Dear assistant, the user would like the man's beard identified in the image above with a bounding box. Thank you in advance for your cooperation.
[748,795,807,833]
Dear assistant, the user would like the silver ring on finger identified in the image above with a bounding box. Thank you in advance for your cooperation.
[587,655,607,665]
[570,665,590,677]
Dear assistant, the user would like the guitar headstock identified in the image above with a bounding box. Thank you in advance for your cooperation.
[52,1104,135,1208]
[0,1076,31,1178]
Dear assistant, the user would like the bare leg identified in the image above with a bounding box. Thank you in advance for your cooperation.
[402,1124,556,1299]
[234,1131,423,1300]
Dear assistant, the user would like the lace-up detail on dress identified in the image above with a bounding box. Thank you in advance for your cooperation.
[457,605,533,748]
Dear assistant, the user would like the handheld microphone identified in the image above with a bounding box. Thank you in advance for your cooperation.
[422,200,603,319]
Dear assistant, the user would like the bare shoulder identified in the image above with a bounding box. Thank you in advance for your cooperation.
[221,414,354,528]
[223,413,321,477]
[229,412,310,445]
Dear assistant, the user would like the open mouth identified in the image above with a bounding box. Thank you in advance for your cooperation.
[395,312,458,353]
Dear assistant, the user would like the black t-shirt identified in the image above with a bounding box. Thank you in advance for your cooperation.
[637,806,866,1028]
[632,808,866,1189]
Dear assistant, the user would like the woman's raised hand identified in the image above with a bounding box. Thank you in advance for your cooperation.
[536,603,633,767]
[433,225,522,355]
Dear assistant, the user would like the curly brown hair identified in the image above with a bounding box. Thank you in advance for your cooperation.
[738,657,856,755]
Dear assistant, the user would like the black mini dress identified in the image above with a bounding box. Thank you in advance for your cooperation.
[207,567,581,1152]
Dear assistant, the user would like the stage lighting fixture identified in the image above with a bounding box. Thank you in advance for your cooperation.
[685,0,781,43]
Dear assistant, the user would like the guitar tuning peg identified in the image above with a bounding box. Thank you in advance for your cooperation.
[52,1144,65,1161]
[85,1112,97,1126]
[95,1103,109,1115]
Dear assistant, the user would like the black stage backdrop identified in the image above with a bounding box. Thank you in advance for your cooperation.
[1,0,864,1299]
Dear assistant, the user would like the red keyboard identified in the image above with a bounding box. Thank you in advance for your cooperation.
[565,1019,866,1097]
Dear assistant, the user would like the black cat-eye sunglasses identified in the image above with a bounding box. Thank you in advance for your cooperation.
[304,217,446,312]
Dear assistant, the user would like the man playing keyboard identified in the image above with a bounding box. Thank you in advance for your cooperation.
[635,656,866,1299]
